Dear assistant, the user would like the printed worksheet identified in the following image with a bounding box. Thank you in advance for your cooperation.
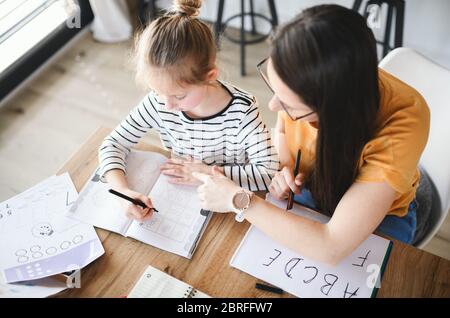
[0,173,104,283]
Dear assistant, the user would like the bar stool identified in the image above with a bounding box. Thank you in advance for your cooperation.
[138,0,158,25]
[353,0,405,58]
[215,0,278,76]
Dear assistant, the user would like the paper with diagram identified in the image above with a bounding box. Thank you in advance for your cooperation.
[68,150,211,259]
[0,173,104,283]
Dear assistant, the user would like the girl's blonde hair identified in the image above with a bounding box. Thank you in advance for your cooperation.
[134,0,216,87]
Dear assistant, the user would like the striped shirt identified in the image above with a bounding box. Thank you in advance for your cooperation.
[98,80,279,191]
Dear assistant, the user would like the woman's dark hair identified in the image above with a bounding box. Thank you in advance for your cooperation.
[270,5,380,216]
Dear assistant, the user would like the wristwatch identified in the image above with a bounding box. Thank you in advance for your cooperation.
[231,189,254,222]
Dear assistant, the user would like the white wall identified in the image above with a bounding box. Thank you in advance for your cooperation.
[401,0,450,68]
[159,0,450,68]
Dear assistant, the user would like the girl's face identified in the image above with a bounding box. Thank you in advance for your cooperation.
[266,58,319,122]
[147,68,208,112]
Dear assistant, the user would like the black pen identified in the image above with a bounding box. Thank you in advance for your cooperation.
[255,282,284,295]
[108,189,158,212]
[286,149,301,211]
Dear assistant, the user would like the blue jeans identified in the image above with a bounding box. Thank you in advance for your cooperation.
[293,188,417,244]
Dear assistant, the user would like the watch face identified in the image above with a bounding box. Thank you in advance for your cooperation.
[233,192,249,210]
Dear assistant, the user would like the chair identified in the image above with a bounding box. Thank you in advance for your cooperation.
[379,47,450,248]
[215,0,278,76]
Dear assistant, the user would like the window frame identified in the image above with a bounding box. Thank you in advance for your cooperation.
[0,0,94,102]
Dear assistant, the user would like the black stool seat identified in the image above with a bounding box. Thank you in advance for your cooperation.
[215,0,278,76]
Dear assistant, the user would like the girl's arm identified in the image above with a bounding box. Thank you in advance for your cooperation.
[104,168,155,221]
[222,105,280,191]
[103,169,129,189]
[99,93,163,221]
[99,93,161,180]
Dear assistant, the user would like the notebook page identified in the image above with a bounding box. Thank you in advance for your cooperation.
[126,174,210,258]
[128,265,192,298]
[68,150,167,235]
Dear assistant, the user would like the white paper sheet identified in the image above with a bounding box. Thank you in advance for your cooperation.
[0,173,104,283]
[0,274,66,298]
[230,195,392,298]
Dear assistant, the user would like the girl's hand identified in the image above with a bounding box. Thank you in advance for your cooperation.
[192,167,242,213]
[113,186,154,222]
[269,166,304,200]
[160,157,222,186]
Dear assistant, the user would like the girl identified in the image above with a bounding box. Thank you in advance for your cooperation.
[99,0,279,222]
[194,5,430,265]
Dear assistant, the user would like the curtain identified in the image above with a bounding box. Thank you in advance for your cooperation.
[89,0,132,43]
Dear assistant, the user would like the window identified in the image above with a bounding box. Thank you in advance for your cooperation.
[0,0,93,101]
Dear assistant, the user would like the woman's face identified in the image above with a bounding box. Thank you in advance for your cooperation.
[266,58,318,122]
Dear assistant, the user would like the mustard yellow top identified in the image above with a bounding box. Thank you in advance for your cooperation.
[279,69,430,216]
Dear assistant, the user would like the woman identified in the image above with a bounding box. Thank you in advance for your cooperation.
[193,4,429,265]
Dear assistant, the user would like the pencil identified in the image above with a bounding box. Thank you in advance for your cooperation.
[108,189,158,212]
[286,149,301,211]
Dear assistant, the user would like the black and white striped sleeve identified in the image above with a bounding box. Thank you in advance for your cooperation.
[98,94,162,177]
[223,104,280,191]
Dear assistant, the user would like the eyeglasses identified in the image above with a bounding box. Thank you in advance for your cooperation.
[257,57,315,121]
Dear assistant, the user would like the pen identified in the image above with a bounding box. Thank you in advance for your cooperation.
[255,282,284,295]
[286,149,301,211]
[108,189,159,212]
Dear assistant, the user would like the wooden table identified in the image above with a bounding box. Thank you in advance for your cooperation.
[57,127,450,298]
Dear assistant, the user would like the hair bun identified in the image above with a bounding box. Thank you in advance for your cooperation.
[173,0,202,17]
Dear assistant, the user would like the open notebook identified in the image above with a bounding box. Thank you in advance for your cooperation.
[68,150,211,259]
[128,265,210,298]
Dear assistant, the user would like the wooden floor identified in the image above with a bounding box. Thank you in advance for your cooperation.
[1,32,449,260]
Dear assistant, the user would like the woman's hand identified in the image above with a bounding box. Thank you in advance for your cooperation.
[160,157,221,186]
[113,186,155,222]
[269,166,304,200]
[192,167,242,212]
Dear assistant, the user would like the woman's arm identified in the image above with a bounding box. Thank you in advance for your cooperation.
[245,181,396,265]
[268,115,303,200]
[194,171,397,266]
[274,113,294,169]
